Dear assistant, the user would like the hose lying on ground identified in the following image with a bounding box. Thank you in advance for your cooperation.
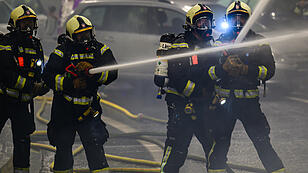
[8,96,266,173]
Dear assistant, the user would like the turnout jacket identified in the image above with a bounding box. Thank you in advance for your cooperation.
[0,32,44,102]
[43,38,117,99]
[165,32,217,99]
[208,30,275,98]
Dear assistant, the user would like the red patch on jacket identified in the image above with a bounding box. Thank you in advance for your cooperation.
[192,55,198,65]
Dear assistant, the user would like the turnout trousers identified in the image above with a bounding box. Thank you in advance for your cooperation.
[160,94,214,173]
[0,94,35,171]
[208,97,285,173]
[47,95,109,172]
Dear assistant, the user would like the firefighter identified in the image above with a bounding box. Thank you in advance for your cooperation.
[206,1,286,173]
[155,4,218,172]
[42,15,117,173]
[0,5,49,173]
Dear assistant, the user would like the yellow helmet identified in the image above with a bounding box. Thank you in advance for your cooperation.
[226,1,251,31]
[185,4,214,29]
[8,4,37,31]
[185,4,214,40]
[66,15,94,39]
[226,1,251,18]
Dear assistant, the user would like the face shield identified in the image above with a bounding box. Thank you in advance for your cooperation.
[193,16,213,41]
[74,30,92,43]
[195,17,212,31]
[228,13,249,32]
[17,17,36,35]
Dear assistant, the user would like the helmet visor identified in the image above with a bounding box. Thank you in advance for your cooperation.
[18,17,36,32]
[228,13,248,28]
[195,17,212,30]
[74,30,92,43]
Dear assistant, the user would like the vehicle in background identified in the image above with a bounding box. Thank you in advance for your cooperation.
[69,0,187,75]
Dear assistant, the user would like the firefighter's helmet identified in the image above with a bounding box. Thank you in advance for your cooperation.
[8,4,38,32]
[226,1,251,31]
[185,4,214,39]
[66,15,94,41]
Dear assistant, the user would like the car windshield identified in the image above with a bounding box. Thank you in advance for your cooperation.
[81,5,185,35]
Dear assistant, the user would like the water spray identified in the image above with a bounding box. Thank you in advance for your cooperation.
[89,30,308,74]
[235,0,271,43]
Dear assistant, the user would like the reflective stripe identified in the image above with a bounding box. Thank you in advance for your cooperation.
[213,41,223,47]
[272,168,286,173]
[54,49,64,57]
[101,45,110,55]
[208,169,227,173]
[71,54,79,60]
[208,66,218,80]
[0,88,31,101]
[97,71,109,84]
[63,95,93,105]
[234,89,259,98]
[14,75,26,89]
[91,168,109,173]
[215,86,230,98]
[207,140,216,168]
[258,65,268,80]
[215,86,259,99]
[71,53,94,60]
[0,44,12,51]
[55,75,64,91]
[80,53,94,59]
[161,146,172,172]
[166,87,184,97]
[183,80,195,97]
[170,42,189,48]
[24,48,36,54]
[18,46,24,53]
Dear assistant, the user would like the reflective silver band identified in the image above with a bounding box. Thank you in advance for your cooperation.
[14,75,26,89]
[100,45,110,55]
[54,49,64,57]
[55,74,64,91]
[63,95,93,105]
[208,66,218,80]
[258,65,268,80]
[183,80,195,97]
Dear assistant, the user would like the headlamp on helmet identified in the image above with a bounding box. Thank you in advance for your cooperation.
[8,5,38,34]
[226,1,251,32]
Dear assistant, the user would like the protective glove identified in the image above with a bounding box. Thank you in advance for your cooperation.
[76,61,93,76]
[32,82,50,97]
[238,63,248,75]
[222,55,243,77]
[73,77,87,89]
